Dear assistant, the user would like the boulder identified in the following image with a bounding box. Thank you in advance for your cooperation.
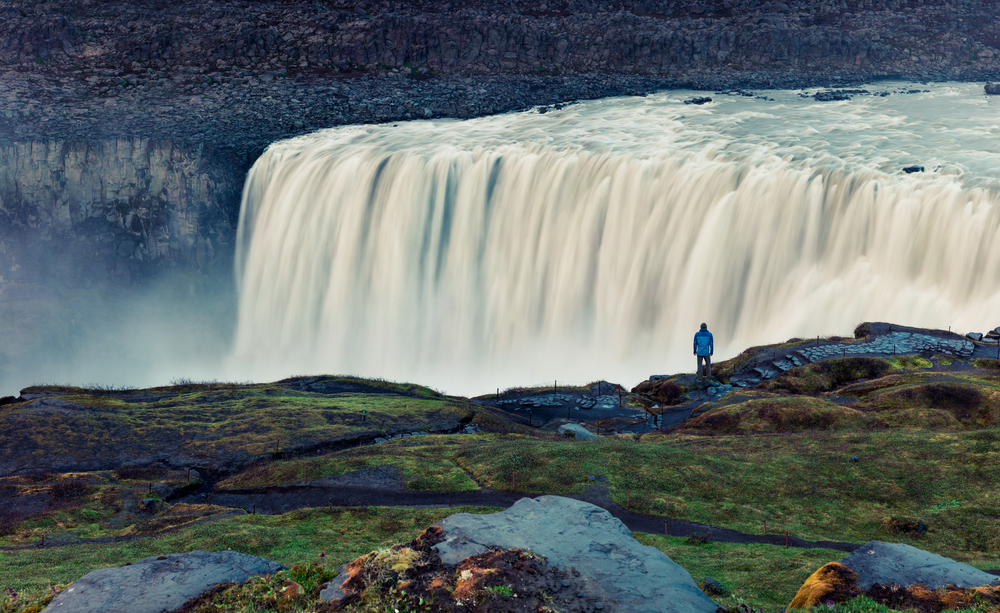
[902,165,925,173]
[557,423,600,440]
[967,332,984,341]
[985,83,1000,95]
[839,541,1000,590]
[42,550,286,613]
[788,562,861,610]
[683,97,712,105]
[432,495,720,613]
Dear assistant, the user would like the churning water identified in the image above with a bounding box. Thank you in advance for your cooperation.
[230,82,1000,395]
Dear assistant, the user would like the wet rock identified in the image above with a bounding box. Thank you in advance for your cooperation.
[902,165,925,173]
[986,83,1000,95]
[683,96,712,105]
[967,332,984,341]
[432,496,721,613]
[41,550,286,613]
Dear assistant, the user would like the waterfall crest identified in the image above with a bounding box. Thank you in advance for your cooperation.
[231,85,1000,393]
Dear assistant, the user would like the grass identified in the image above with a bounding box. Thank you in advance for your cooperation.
[5,351,1000,612]
[216,434,486,492]
[0,378,478,471]
[0,505,502,611]
[350,429,1000,563]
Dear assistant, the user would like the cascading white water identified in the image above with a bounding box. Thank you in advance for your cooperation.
[230,82,1000,394]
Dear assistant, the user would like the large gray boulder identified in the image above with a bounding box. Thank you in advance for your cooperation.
[43,550,286,613]
[840,541,1000,590]
[432,495,719,613]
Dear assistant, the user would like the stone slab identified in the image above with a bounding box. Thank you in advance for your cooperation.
[432,495,720,613]
[840,541,1000,590]
[42,550,286,613]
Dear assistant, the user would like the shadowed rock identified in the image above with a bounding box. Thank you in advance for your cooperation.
[839,541,1000,590]
[432,495,720,613]
[42,550,286,613]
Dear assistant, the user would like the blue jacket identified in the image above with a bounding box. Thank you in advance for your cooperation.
[694,329,714,356]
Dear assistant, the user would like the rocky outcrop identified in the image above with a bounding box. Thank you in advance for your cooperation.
[41,550,286,613]
[0,139,238,286]
[432,495,721,613]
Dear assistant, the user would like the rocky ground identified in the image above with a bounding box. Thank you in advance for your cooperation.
[3,0,1000,150]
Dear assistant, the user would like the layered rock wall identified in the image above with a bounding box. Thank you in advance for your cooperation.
[0,139,238,286]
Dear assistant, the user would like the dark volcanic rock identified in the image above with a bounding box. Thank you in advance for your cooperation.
[986,83,1000,94]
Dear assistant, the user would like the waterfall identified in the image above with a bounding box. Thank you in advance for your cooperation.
[230,84,1000,394]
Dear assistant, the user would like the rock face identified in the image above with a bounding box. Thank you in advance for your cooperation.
[432,495,721,613]
[0,139,239,286]
[839,541,1000,590]
[41,550,286,613]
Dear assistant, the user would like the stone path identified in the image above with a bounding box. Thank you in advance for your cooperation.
[730,332,974,388]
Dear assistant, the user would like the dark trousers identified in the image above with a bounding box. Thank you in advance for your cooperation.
[697,355,712,378]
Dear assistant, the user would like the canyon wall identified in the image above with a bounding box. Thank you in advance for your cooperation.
[0,139,238,287]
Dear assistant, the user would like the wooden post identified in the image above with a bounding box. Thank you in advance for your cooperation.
[816,336,819,346]
[448,490,451,507]
[497,388,499,402]
[555,380,557,393]
[786,530,789,548]
[380,418,385,431]
[641,421,646,435]
[664,520,668,536]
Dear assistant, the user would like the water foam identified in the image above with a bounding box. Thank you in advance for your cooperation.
[230,82,1000,394]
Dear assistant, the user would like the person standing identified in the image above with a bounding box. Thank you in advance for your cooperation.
[693,323,714,379]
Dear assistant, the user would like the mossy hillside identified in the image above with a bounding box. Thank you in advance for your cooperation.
[0,469,224,547]
[0,378,476,472]
[216,421,1000,564]
[0,505,502,610]
[679,396,876,434]
[761,357,894,395]
[216,434,499,491]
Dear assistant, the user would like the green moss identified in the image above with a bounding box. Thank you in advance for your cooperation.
[679,396,875,434]
[763,357,893,395]
[887,355,934,370]
[0,379,478,470]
